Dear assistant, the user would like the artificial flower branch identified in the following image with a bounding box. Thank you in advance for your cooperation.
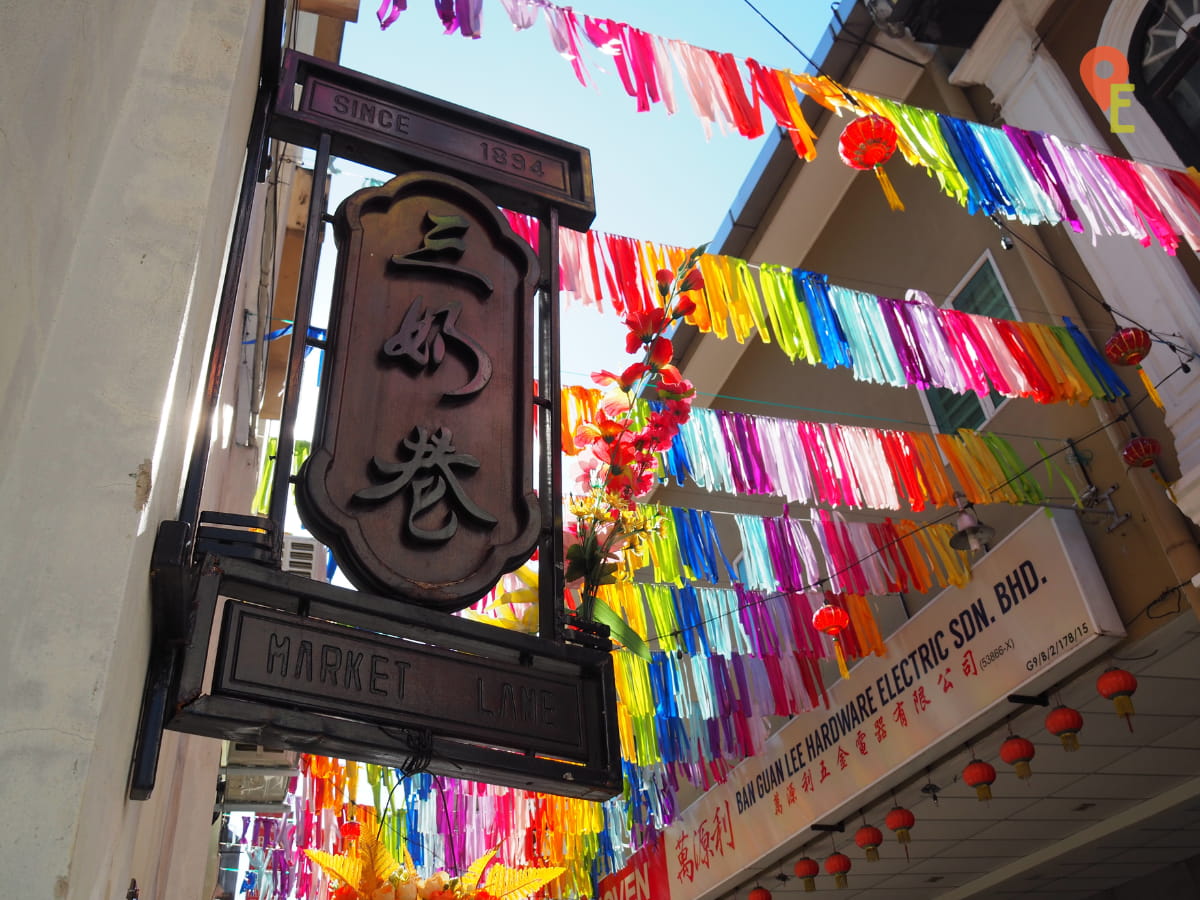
[565,246,706,651]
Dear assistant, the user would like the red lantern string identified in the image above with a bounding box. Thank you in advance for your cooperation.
[839,113,905,211]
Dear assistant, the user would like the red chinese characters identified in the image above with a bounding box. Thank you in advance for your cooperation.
[673,802,736,883]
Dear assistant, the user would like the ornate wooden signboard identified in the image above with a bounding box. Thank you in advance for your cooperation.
[130,47,620,802]
[295,173,540,610]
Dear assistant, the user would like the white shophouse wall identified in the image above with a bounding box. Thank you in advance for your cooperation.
[951,0,1200,528]
[0,1,263,897]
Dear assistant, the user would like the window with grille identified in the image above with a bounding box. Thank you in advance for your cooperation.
[923,255,1015,433]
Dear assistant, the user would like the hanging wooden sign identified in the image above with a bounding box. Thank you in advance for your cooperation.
[296,172,540,611]
[132,51,617,803]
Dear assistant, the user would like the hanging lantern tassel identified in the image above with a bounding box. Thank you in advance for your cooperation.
[813,603,852,679]
[1137,367,1164,409]
[839,114,905,212]
[833,637,850,679]
[872,164,905,211]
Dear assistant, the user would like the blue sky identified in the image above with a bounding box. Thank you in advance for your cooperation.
[322,0,835,379]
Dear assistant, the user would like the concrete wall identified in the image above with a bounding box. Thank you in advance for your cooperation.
[0,0,262,897]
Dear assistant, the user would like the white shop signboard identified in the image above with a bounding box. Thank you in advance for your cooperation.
[664,510,1125,900]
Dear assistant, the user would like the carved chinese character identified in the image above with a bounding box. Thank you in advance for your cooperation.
[356,426,496,542]
[382,297,492,397]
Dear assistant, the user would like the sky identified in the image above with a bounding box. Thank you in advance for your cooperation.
[314,0,837,383]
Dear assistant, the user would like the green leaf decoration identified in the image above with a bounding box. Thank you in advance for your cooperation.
[591,598,651,659]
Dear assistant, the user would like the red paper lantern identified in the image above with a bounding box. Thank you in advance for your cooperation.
[748,887,772,900]
[839,114,898,169]
[339,820,361,841]
[1097,666,1138,730]
[1122,436,1161,468]
[1103,327,1153,366]
[812,603,850,636]
[838,114,905,211]
[813,603,853,678]
[854,824,884,862]
[962,758,997,801]
[1045,705,1085,751]
[793,857,820,893]
[1000,735,1036,779]
[885,806,915,844]
[824,851,852,890]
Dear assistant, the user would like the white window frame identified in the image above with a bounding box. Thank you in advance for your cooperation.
[917,250,1019,434]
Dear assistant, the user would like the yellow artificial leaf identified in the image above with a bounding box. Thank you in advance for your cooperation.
[305,849,363,891]
[458,846,498,892]
[356,814,402,892]
[482,863,566,900]
[400,837,416,876]
[305,807,402,900]
[496,588,538,606]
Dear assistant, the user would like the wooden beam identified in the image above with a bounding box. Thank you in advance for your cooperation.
[298,0,359,23]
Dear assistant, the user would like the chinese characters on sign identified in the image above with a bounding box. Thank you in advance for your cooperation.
[665,512,1125,900]
[673,802,735,886]
[296,173,540,611]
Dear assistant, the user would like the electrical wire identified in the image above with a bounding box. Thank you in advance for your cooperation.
[601,361,1189,647]
[990,215,1199,366]
[983,362,1185,499]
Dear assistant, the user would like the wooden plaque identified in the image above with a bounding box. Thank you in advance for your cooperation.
[296,172,540,610]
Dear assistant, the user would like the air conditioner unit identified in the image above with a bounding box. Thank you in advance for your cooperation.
[281,533,328,581]
[224,742,299,770]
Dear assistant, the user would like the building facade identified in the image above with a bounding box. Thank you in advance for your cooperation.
[660,1,1200,896]
[0,1,352,896]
